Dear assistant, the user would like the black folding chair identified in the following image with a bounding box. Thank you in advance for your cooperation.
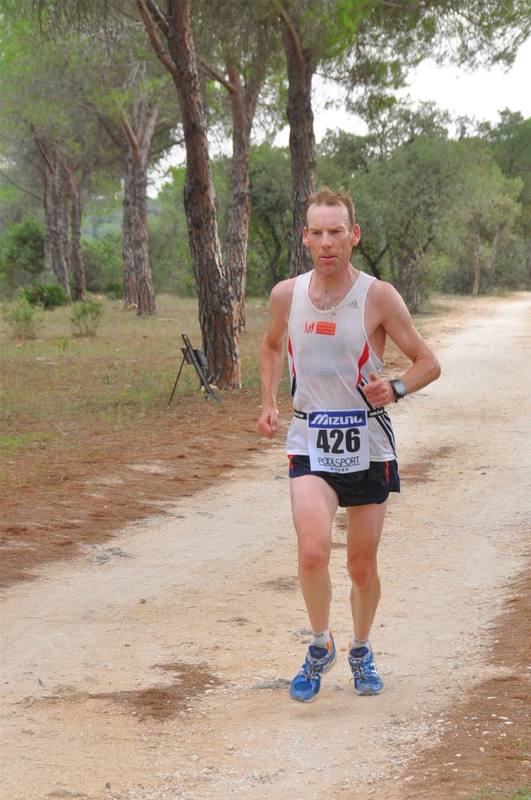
[168,333,222,405]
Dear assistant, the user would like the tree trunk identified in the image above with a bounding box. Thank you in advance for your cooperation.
[471,218,481,296]
[357,241,386,280]
[263,215,283,286]
[41,168,54,279]
[389,249,398,287]
[120,106,157,316]
[396,254,413,308]
[34,132,71,298]
[122,145,156,313]
[162,0,240,388]
[49,163,71,300]
[487,222,505,288]
[225,68,262,333]
[121,152,138,309]
[280,9,316,276]
[396,233,432,309]
[64,164,86,301]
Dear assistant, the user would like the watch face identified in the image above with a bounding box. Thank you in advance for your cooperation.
[392,380,407,399]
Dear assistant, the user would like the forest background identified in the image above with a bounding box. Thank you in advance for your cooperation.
[1,0,531,389]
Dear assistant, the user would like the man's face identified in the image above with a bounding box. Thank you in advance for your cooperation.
[303,203,361,277]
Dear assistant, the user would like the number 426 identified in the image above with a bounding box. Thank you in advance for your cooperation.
[316,428,360,454]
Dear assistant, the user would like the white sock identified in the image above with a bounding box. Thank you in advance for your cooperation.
[311,629,331,649]
[350,635,370,652]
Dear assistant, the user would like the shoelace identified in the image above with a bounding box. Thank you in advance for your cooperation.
[302,649,329,678]
[350,655,377,679]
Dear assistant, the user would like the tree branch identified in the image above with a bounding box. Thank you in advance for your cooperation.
[93,110,124,152]
[120,115,141,163]
[197,55,236,94]
[140,107,160,162]
[0,170,43,203]
[277,5,305,67]
[30,127,52,171]
[136,0,178,81]
[144,0,169,37]
[150,136,183,157]
[357,240,386,280]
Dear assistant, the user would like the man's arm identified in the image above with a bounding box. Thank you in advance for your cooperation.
[363,281,441,407]
[257,280,294,439]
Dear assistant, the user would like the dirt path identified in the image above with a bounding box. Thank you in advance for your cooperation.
[1,294,530,800]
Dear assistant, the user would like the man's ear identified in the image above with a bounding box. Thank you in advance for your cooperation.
[302,226,310,247]
[351,224,361,246]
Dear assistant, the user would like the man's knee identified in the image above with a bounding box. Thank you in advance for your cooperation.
[347,556,378,590]
[299,540,330,574]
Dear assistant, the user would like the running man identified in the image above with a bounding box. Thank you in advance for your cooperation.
[257,187,440,702]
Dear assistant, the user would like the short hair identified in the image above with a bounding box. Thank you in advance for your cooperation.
[306,186,356,228]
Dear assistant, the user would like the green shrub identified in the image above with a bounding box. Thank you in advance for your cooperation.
[81,233,122,295]
[103,280,124,299]
[22,282,69,310]
[70,297,104,337]
[0,218,45,291]
[2,295,43,339]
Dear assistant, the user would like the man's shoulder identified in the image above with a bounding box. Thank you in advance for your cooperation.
[268,276,298,323]
[366,279,409,331]
[270,276,298,304]
[271,275,298,292]
[367,277,401,306]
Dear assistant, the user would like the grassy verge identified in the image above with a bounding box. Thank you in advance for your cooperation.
[469,789,531,800]
[0,295,272,457]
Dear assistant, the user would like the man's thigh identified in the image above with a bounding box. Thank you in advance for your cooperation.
[346,501,388,561]
[290,474,338,547]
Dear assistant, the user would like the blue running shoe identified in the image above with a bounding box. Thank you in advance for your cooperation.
[289,636,337,703]
[348,645,384,695]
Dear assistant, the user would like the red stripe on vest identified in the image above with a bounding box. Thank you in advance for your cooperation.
[357,342,370,387]
[287,335,296,376]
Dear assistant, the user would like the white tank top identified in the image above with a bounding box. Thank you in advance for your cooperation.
[286,270,396,462]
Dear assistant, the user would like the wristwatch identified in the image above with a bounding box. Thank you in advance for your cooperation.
[390,379,407,402]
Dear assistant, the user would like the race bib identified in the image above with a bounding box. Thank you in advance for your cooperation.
[307,409,369,474]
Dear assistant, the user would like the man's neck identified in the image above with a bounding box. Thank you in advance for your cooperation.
[309,266,359,311]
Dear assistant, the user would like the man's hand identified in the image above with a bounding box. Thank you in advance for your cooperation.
[363,372,394,406]
[257,406,279,439]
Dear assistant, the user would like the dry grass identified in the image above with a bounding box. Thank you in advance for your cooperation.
[0,296,270,446]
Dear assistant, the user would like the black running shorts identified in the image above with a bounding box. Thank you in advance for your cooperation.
[288,455,400,507]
